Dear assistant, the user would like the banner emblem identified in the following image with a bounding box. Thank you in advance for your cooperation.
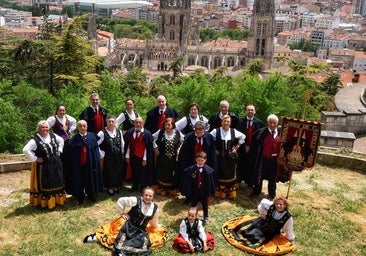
[278,117,321,171]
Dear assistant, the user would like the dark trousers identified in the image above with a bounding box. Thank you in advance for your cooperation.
[253,158,277,198]
[191,194,209,218]
[130,155,143,191]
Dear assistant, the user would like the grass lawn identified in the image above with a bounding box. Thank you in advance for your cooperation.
[1,164,366,256]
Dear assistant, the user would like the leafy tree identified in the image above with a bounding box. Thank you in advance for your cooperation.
[12,39,56,92]
[321,73,340,95]
[53,15,103,89]
[244,59,264,76]
[288,39,318,52]
[169,57,185,78]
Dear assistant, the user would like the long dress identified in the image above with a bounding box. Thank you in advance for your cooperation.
[95,196,168,254]
[23,133,65,209]
[210,127,245,199]
[47,114,76,194]
[153,129,183,194]
[222,199,295,255]
[98,128,124,189]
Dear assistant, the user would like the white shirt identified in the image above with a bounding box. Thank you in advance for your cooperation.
[152,129,184,148]
[47,114,77,135]
[210,127,246,144]
[116,110,137,128]
[179,218,207,242]
[117,196,160,228]
[268,128,278,138]
[175,115,209,132]
[23,133,64,162]
[258,198,295,241]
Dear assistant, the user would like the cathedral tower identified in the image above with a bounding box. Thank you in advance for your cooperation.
[158,0,191,55]
[246,0,275,69]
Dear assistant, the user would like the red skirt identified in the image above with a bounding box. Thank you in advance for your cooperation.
[172,231,215,253]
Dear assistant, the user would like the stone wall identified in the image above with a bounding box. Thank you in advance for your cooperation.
[321,110,366,135]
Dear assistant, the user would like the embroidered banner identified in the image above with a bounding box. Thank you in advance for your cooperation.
[278,117,321,172]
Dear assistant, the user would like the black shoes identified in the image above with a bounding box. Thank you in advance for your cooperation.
[83,233,97,243]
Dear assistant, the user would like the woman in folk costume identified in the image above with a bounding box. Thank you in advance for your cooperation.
[83,187,168,255]
[23,120,65,209]
[175,103,210,135]
[222,196,295,255]
[173,207,215,253]
[116,98,140,134]
[47,104,76,194]
[152,117,184,196]
[210,115,245,199]
[97,115,125,196]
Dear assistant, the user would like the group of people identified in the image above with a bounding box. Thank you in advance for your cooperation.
[22,92,295,254]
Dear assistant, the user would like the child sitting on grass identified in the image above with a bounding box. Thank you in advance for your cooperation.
[172,207,215,253]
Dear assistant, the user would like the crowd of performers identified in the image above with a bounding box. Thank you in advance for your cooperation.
[22,93,295,255]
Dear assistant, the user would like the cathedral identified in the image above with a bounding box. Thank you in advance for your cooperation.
[108,0,275,72]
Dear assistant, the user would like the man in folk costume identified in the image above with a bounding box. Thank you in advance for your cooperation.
[237,104,265,185]
[69,120,103,204]
[208,100,239,131]
[177,121,217,201]
[79,93,108,134]
[249,114,281,200]
[125,117,154,191]
[144,95,179,134]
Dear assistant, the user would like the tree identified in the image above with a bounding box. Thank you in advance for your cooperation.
[53,15,103,90]
[169,57,185,78]
[245,59,264,76]
[321,73,340,95]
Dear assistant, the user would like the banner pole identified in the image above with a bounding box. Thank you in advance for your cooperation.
[286,168,293,199]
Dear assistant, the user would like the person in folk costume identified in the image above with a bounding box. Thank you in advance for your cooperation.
[175,103,210,135]
[230,196,295,248]
[173,207,216,253]
[116,98,139,183]
[68,120,103,203]
[208,100,239,132]
[97,116,125,196]
[23,120,65,209]
[116,98,139,135]
[236,104,265,186]
[83,187,168,255]
[152,117,184,196]
[124,117,154,192]
[144,95,179,134]
[47,104,77,194]
[177,121,217,204]
[210,115,245,199]
[249,114,281,200]
[79,92,108,134]
[180,152,216,224]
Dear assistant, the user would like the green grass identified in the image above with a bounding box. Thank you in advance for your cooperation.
[1,164,366,256]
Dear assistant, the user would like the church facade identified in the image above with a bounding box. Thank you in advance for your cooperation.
[109,0,275,72]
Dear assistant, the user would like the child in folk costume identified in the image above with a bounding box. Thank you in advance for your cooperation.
[173,207,215,253]
[180,151,216,224]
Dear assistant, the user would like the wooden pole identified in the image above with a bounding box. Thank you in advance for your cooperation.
[286,91,311,198]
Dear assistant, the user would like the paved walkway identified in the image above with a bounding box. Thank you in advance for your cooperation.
[334,83,366,112]
[334,83,366,154]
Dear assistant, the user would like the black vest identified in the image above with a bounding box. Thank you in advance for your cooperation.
[127,197,157,230]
